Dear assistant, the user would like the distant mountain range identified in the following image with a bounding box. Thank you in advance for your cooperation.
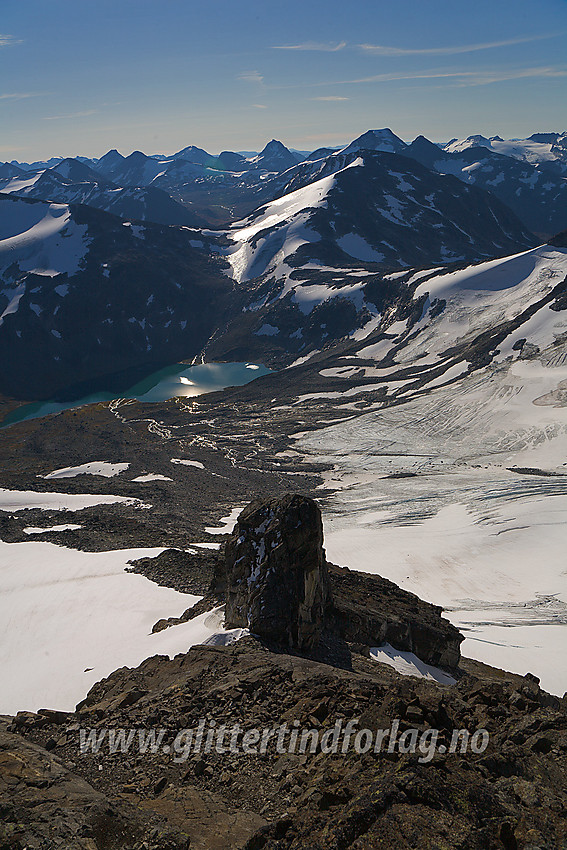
[442,132,567,173]
[0,159,206,228]
[401,137,566,238]
[5,129,565,234]
[1,127,566,400]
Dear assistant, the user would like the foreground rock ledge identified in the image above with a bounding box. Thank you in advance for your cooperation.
[4,645,566,849]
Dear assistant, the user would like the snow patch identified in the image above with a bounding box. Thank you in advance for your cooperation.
[370,643,456,685]
[43,462,130,479]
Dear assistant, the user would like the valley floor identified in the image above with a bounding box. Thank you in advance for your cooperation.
[2,243,567,711]
[1,347,566,715]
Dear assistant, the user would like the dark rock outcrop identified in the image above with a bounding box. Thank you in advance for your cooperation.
[221,494,330,652]
[217,494,462,669]
[327,562,463,668]
[127,547,217,597]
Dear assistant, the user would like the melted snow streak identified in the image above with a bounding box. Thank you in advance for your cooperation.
[0,488,146,513]
[42,461,130,479]
[204,506,243,535]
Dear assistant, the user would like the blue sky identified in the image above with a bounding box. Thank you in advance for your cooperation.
[1,0,567,161]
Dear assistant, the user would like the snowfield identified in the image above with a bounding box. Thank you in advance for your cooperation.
[0,197,91,328]
[0,538,243,714]
[370,644,456,685]
[0,488,146,513]
[296,244,567,695]
[0,198,90,280]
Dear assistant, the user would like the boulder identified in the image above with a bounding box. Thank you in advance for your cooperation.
[222,494,330,651]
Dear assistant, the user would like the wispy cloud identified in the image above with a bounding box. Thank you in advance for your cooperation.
[296,66,567,89]
[359,33,559,56]
[251,103,267,109]
[451,66,567,87]
[272,41,346,52]
[311,95,349,101]
[271,33,558,56]
[0,34,22,48]
[42,109,98,121]
[238,70,264,85]
[0,92,45,102]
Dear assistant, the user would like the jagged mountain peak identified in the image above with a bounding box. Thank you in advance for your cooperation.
[260,139,290,154]
[172,143,210,159]
[50,157,111,184]
[96,149,126,172]
[247,140,303,172]
[124,150,151,164]
[407,135,441,153]
[342,128,407,155]
[98,148,124,161]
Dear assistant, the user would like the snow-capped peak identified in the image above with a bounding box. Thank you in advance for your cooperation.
[341,129,407,155]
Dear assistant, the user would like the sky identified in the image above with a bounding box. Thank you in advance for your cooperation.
[1,0,567,162]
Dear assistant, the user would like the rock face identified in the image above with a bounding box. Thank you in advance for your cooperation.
[327,562,463,669]
[0,725,166,850]
[222,494,330,652]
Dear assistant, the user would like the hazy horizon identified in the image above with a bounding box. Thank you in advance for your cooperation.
[1,0,567,162]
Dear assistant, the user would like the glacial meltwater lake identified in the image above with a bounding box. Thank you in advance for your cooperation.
[2,361,272,428]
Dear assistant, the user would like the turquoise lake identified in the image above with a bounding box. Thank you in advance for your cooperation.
[2,361,272,427]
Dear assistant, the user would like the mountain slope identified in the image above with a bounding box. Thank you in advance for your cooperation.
[404,136,567,237]
[194,152,536,368]
[222,150,535,284]
[51,158,114,184]
[0,195,231,399]
[0,167,206,228]
[0,162,26,180]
